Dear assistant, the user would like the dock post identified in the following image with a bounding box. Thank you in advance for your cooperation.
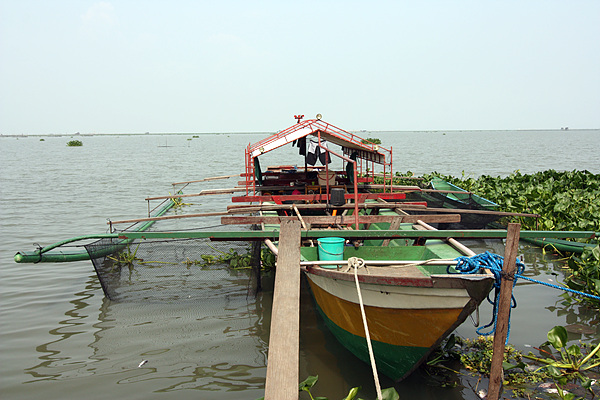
[249,240,262,295]
[264,220,301,400]
[487,222,521,400]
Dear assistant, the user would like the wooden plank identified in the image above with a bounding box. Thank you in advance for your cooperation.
[399,205,538,218]
[221,214,461,225]
[382,216,404,246]
[226,202,537,218]
[488,223,521,400]
[264,220,301,400]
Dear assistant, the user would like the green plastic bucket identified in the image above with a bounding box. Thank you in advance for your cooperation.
[317,237,345,267]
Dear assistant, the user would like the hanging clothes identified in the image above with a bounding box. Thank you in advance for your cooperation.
[318,140,331,165]
[346,151,358,184]
[306,137,331,166]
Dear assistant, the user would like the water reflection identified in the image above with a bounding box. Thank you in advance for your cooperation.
[18,240,600,399]
[24,273,270,399]
[24,277,100,381]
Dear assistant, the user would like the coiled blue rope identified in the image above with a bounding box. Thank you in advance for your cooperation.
[451,251,600,343]
[452,251,524,343]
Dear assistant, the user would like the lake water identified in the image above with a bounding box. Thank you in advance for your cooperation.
[1,129,599,399]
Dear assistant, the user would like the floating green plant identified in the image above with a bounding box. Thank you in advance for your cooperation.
[67,140,83,146]
[565,245,600,306]
[418,170,600,233]
[256,375,400,400]
[107,242,142,269]
[198,244,276,271]
[361,137,381,145]
[524,325,600,398]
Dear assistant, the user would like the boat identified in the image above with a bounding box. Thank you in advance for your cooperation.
[231,116,496,380]
[300,229,494,380]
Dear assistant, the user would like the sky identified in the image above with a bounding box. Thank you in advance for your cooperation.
[1,1,599,134]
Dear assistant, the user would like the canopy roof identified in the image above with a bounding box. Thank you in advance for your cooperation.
[247,118,390,164]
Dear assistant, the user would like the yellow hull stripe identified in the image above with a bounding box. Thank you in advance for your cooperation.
[308,277,463,348]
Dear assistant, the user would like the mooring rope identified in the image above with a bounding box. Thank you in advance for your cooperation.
[452,251,524,343]
[348,256,382,400]
[451,251,600,343]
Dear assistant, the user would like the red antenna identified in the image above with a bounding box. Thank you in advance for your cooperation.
[294,114,304,123]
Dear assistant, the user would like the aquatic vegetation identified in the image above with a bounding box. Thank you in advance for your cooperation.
[422,169,600,234]
[200,244,276,271]
[565,245,600,306]
[524,325,600,399]
[361,137,382,145]
[297,375,399,400]
[428,328,600,399]
[67,139,83,146]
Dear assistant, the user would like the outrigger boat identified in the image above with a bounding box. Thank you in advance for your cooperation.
[15,116,594,382]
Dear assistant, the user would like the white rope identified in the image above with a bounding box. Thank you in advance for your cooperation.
[348,257,383,400]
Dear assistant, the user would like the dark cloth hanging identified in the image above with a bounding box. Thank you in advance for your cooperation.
[346,151,358,183]
[253,157,263,185]
[297,137,306,156]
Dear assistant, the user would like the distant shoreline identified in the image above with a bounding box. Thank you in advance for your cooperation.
[1,128,599,138]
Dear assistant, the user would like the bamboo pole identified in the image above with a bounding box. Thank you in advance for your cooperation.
[145,188,246,201]
[416,220,476,256]
[487,223,521,400]
[171,174,240,185]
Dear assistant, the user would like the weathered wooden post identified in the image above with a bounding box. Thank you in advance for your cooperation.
[487,222,521,400]
[264,220,301,400]
[249,240,262,295]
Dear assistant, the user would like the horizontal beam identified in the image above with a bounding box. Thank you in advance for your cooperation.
[226,202,427,211]
[221,214,461,225]
[231,192,407,203]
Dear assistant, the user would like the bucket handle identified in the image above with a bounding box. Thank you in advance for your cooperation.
[318,242,343,256]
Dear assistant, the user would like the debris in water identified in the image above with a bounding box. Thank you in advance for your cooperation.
[564,323,596,335]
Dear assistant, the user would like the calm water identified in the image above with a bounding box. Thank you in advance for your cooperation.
[1,129,599,400]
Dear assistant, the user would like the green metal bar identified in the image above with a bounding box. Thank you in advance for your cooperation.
[15,229,599,264]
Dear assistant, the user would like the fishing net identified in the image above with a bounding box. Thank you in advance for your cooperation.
[85,235,263,303]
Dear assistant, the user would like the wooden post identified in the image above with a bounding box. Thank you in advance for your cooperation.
[264,220,301,400]
[487,222,521,400]
[249,240,262,295]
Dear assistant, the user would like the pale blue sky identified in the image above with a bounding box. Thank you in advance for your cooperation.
[1,0,599,134]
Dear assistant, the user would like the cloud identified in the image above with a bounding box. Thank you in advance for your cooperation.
[81,2,115,25]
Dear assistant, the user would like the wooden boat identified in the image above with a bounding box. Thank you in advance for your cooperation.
[300,230,494,381]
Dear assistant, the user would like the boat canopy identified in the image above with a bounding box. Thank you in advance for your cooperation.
[247,118,390,164]
[244,118,394,193]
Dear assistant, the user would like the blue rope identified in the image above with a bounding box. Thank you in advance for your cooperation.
[451,251,600,343]
[452,251,524,342]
